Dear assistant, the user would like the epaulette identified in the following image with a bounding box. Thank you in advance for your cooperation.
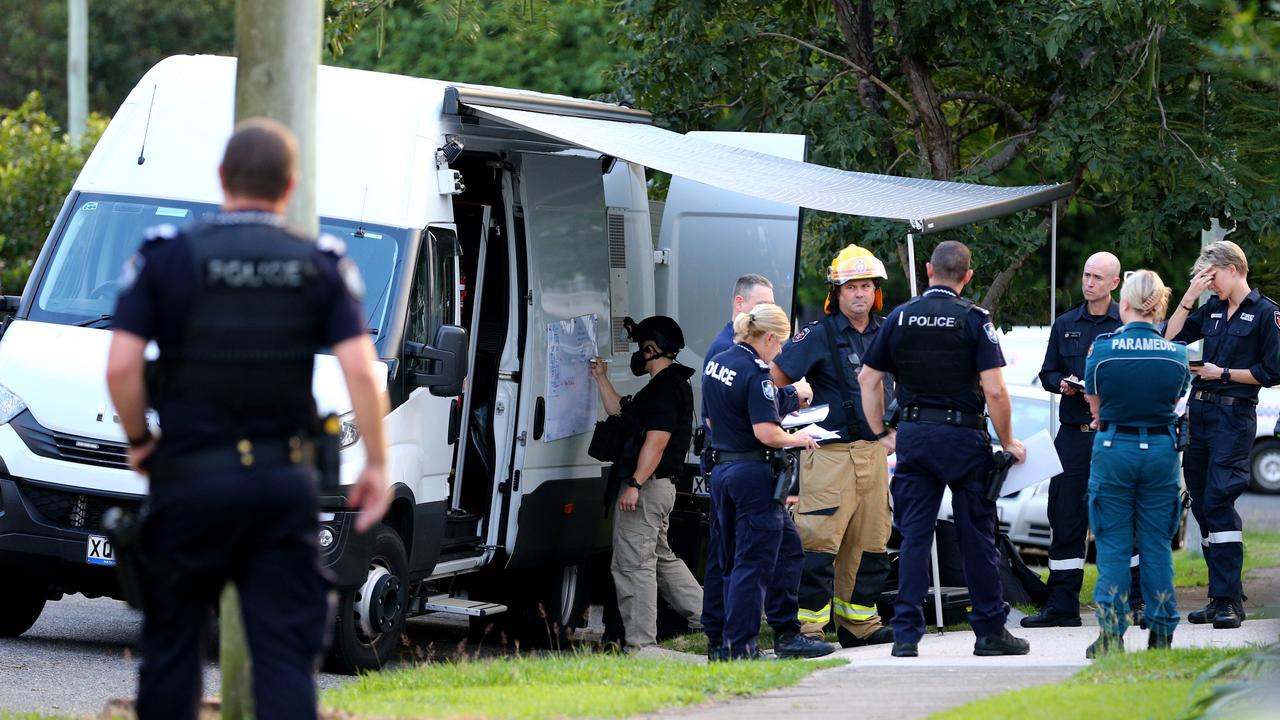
[965,299,990,315]
[790,320,820,344]
[142,223,180,242]
[753,358,769,370]
[316,233,347,255]
[1096,330,1119,340]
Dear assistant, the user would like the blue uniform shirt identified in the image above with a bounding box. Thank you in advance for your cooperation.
[1085,322,1191,427]
[1039,301,1122,426]
[863,287,1005,415]
[112,214,367,456]
[1171,289,1280,400]
[773,313,887,442]
[704,321,797,429]
[703,343,782,453]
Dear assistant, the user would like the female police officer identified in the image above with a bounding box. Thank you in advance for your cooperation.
[702,304,832,660]
[1083,270,1190,658]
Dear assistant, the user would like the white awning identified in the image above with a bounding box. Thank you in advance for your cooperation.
[467,104,1071,234]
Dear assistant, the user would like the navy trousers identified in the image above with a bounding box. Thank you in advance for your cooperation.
[1184,398,1253,601]
[710,460,798,656]
[891,422,1006,645]
[137,465,331,720]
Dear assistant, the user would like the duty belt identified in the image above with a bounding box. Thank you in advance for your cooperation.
[709,449,778,464]
[902,406,985,430]
[1063,423,1096,433]
[1098,422,1170,435]
[1191,390,1256,407]
[149,436,315,480]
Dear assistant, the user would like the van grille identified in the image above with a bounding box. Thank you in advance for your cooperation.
[9,410,132,470]
[17,480,142,533]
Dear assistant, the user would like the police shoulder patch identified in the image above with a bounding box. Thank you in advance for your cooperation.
[337,257,365,300]
[316,233,347,256]
[1274,309,1279,331]
[983,322,999,344]
[143,223,180,242]
[118,254,145,293]
[791,321,818,344]
[761,379,777,401]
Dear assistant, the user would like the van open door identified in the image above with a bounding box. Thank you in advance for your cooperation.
[653,132,808,420]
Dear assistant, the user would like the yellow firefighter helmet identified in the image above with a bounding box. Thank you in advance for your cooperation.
[825,244,887,313]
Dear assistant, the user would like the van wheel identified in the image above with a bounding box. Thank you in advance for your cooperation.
[468,564,588,649]
[1249,439,1280,495]
[0,582,46,637]
[326,525,408,674]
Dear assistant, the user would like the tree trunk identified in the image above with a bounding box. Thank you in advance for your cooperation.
[831,0,898,164]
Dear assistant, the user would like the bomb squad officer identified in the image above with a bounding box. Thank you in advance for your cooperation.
[858,240,1029,658]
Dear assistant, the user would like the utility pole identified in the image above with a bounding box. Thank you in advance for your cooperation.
[222,3,323,718]
[67,0,88,143]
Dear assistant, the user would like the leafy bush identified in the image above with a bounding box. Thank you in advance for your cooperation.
[0,92,105,295]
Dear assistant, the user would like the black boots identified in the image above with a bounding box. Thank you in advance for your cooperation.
[1086,631,1125,659]
[891,640,918,657]
[774,632,837,659]
[1147,630,1173,649]
[1020,607,1083,628]
[837,625,895,648]
[1187,598,1246,628]
[974,628,1031,656]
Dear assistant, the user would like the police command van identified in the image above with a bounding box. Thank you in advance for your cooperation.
[0,56,807,671]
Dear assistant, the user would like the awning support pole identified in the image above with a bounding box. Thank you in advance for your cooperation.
[907,232,918,297]
[1049,201,1059,438]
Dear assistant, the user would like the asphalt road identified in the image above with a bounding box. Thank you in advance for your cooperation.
[1,491,1277,718]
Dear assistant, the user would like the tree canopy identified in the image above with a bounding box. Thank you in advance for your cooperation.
[608,0,1278,322]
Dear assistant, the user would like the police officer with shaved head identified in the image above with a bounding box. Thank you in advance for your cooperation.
[859,240,1030,658]
[107,118,390,720]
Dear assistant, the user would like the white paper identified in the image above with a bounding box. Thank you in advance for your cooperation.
[782,403,830,428]
[999,429,1062,496]
[796,423,840,442]
[543,314,599,442]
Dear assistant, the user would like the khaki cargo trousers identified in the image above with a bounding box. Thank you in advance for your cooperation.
[794,440,892,638]
[611,477,703,648]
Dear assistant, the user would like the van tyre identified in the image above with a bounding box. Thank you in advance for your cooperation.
[1249,439,1280,495]
[468,564,589,649]
[0,582,46,637]
[326,525,408,674]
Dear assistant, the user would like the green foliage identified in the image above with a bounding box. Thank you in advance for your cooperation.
[0,92,105,294]
[329,0,634,99]
[321,652,844,718]
[0,0,235,121]
[610,1,1280,323]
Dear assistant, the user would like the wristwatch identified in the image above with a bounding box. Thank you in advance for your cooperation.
[1221,368,1231,383]
[627,477,643,489]
[874,429,891,440]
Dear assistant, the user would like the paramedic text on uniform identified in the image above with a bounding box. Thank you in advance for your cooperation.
[701,304,833,660]
[858,240,1029,658]
[1082,269,1190,658]
[700,275,809,661]
[769,244,897,648]
[106,119,390,720]
[1164,240,1280,629]
[1027,252,1147,629]
[590,315,703,652]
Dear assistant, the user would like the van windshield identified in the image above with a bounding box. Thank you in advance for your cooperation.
[28,194,405,343]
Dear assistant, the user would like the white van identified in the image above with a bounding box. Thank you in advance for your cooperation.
[0,56,806,671]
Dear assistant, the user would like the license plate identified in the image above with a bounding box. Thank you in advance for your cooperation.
[86,534,116,567]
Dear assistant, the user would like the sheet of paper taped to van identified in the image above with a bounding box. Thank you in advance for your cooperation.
[468,105,1073,234]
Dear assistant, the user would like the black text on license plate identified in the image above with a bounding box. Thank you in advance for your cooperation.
[86,534,116,567]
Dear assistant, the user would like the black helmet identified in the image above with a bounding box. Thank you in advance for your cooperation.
[623,315,684,356]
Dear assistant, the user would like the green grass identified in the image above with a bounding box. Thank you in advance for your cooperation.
[321,652,844,719]
[931,646,1255,720]
[1039,531,1280,607]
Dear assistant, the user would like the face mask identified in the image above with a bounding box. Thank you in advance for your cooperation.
[630,348,651,376]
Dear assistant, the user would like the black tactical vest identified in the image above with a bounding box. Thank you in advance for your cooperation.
[160,220,320,434]
[892,292,980,397]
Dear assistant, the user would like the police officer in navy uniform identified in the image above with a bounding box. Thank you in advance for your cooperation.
[703,303,833,660]
[1164,240,1280,629]
[699,275,810,660]
[1027,252,1146,628]
[859,241,1030,658]
[106,119,390,720]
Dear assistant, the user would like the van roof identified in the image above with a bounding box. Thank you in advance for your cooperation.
[74,55,625,229]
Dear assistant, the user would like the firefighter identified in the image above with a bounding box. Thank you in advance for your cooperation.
[769,244,895,647]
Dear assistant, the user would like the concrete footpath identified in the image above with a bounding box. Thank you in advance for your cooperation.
[649,619,1280,720]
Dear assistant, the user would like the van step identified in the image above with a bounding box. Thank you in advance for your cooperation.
[418,593,507,617]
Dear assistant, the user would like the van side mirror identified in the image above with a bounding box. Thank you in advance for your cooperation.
[404,325,468,397]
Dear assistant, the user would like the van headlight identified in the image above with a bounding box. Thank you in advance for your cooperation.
[339,411,360,449]
[0,384,26,425]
